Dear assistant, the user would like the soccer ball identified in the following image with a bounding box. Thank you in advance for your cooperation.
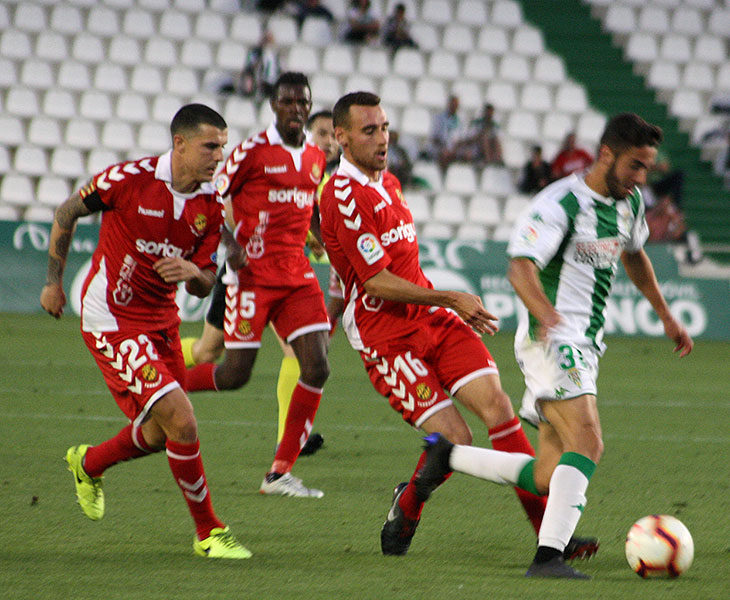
[625,515,694,578]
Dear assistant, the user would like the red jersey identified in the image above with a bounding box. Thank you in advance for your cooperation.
[78,152,224,332]
[215,122,326,287]
[320,157,434,350]
[551,147,594,179]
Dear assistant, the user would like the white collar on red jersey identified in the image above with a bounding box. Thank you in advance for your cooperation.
[266,122,308,171]
[336,156,393,206]
[155,150,217,219]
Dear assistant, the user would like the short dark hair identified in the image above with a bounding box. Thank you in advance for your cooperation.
[271,71,311,101]
[600,113,663,155]
[170,104,226,139]
[307,110,333,128]
[332,91,381,128]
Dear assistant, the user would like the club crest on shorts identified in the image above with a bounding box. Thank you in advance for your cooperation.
[238,320,252,336]
[140,364,161,386]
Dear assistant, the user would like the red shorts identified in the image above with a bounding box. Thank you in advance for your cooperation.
[81,326,184,424]
[223,278,330,348]
[360,309,498,428]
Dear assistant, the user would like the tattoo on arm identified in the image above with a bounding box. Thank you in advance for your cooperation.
[46,194,90,284]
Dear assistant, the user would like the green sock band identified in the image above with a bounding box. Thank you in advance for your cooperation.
[516,458,541,496]
[559,452,596,480]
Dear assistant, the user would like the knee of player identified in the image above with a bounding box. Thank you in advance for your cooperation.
[167,415,199,444]
[300,356,330,388]
[578,426,604,464]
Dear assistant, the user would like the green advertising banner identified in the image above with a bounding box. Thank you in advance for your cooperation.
[2,221,729,340]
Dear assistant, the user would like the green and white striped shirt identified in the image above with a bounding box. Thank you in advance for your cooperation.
[507,173,649,353]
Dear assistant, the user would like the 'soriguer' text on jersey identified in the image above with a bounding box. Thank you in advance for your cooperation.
[78,151,224,332]
[215,122,326,287]
[320,156,433,351]
[507,173,648,353]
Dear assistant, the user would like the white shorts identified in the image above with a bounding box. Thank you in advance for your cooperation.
[515,337,599,426]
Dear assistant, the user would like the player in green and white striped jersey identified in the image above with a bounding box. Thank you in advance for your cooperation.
[505,113,694,578]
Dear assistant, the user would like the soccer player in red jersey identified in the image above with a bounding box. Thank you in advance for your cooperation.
[186,73,330,498]
[40,104,251,559]
[319,92,598,560]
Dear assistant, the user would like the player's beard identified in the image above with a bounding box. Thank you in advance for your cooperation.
[604,158,631,200]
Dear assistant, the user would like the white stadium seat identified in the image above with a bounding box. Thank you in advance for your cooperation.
[506,110,541,141]
[123,9,156,38]
[647,61,681,91]
[450,80,483,112]
[456,222,488,241]
[498,54,531,84]
[116,93,150,123]
[20,60,55,89]
[159,10,192,40]
[442,25,475,55]
[486,81,518,112]
[502,194,532,224]
[404,191,431,223]
[301,17,334,48]
[14,146,48,177]
[659,34,692,64]
[432,193,466,224]
[144,38,178,67]
[37,177,71,207]
[604,4,636,35]
[491,0,523,29]
[444,163,478,195]
[65,119,100,150]
[344,74,376,95]
[50,5,84,35]
[512,26,544,57]
[223,96,257,130]
[670,90,704,120]
[682,62,715,92]
[708,8,730,37]
[393,48,425,79]
[409,22,439,52]
[50,147,86,178]
[286,44,320,75]
[379,76,412,108]
[421,0,453,26]
[13,3,47,33]
[533,54,567,85]
[166,67,199,96]
[671,7,703,36]
[477,27,509,56]
[35,31,69,62]
[412,161,442,192]
[195,12,228,41]
[180,39,214,69]
[0,175,35,207]
[322,45,355,76]
[400,105,432,138]
[72,33,105,64]
[28,117,63,148]
[217,40,247,71]
[0,116,25,147]
[310,73,342,105]
[6,88,39,118]
[694,35,725,65]
[638,6,670,35]
[94,64,128,93]
[267,15,298,46]
[414,78,447,110]
[42,90,77,120]
[87,148,121,174]
[230,13,262,45]
[428,51,461,82]
[131,65,164,95]
[420,222,452,239]
[481,165,516,197]
[625,33,658,64]
[456,0,489,26]
[23,206,56,223]
[357,47,390,78]
[101,121,135,152]
[138,122,171,154]
[555,83,589,114]
[108,35,142,66]
[0,30,32,60]
[520,83,553,113]
[463,53,496,84]
[79,90,114,121]
[467,194,502,227]
[87,5,120,37]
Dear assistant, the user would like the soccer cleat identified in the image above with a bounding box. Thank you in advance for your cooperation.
[193,527,252,559]
[65,445,104,521]
[564,535,600,560]
[415,432,454,502]
[381,482,420,556]
[525,556,591,579]
[299,432,325,457]
[259,472,324,498]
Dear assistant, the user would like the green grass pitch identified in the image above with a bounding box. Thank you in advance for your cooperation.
[0,312,727,599]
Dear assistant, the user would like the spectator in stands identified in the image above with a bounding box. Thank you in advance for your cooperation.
[294,0,335,29]
[551,132,593,180]
[648,148,685,208]
[713,130,730,189]
[256,0,287,11]
[387,130,413,186]
[343,0,381,44]
[382,3,418,52]
[237,31,281,103]
[459,103,504,166]
[426,95,463,170]
[519,145,552,194]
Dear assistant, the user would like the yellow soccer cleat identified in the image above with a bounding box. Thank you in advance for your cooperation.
[65,445,104,521]
[193,527,253,559]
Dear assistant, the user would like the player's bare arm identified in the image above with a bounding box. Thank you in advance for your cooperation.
[221,227,248,270]
[153,258,216,298]
[621,249,693,357]
[40,193,92,318]
[363,268,499,335]
[507,257,562,339]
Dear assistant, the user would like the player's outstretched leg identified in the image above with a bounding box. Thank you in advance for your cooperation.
[65,445,104,521]
[380,482,420,556]
[414,433,454,502]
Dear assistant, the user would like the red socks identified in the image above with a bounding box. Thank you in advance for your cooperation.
[83,423,155,478]
[489,416,547,535]
[270,381,322,474]
[186,363,218,392]
[166,438,224,540]
[398,450,452,521]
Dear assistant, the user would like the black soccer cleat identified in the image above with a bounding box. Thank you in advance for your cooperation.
[299,432,324,456]
[525,556,591,579]
[381,482,420,556]
[414,433,454,503]
[563,535,600,561]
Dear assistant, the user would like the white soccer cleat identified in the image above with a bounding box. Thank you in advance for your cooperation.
[259,472,324,498]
